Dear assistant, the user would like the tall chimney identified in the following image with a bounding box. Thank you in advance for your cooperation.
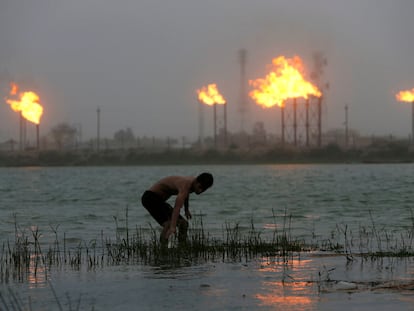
[238,49,247,132]
[198,100,204,149]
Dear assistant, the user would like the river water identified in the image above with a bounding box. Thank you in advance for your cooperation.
[1,164,414,310]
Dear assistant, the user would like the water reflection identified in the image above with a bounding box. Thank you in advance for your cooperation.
[256,257,318,310]
[256,281,315,310]
[28,254,48,288]
[260,258,314,273]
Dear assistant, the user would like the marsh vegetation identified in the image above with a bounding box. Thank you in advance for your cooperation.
[1,209,413,285]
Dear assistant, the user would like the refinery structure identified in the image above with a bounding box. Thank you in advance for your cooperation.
[1,50,414,156]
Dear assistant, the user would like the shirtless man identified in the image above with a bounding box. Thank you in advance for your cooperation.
[141,172,213,243]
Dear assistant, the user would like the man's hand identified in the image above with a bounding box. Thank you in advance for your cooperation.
[165,227,176,239]
[185,209,192,220]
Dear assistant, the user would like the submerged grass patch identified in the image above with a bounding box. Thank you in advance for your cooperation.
[1,208,414,285]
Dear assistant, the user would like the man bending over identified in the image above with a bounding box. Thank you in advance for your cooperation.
[141,172,213,243]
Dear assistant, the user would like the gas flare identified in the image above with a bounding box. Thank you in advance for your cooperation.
[197,84,226,105]
[396,88,414,102]
[249,55,322,108]
[5,83,44,124]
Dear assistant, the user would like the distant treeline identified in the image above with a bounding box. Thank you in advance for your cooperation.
[0,141,413,166]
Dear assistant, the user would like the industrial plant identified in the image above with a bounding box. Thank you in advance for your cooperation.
[1,50,414,165]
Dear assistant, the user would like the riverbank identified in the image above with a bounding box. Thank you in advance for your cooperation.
[1,143,413,166]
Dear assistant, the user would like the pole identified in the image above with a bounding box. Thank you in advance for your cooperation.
[412,101,414,145]
[23,117,26,151]
[224,102,227,147]
[97,107,101,151]
[19,113,27,151]
[345,104,349,148]
[305,98,310,147]
[19,113,23,151]
[36,123,40,151]
[214,104,217,148]
[281,104,285,146]
[317,96,322,147]
[238,49,247,132]
[293,98,297,146]
[198,100,204,149]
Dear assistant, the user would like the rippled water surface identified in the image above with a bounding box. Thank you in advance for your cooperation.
[1,164,413,242]
[1,164,414,310]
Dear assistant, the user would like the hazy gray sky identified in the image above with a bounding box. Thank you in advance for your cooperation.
[1,0,414,142]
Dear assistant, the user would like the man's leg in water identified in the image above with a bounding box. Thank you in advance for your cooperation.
[160,220,171,246]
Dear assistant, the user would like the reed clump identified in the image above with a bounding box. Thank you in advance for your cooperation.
[1,208,414,285]
[0,210,305,283]
[105,215,303,266]
[318,209,414,261]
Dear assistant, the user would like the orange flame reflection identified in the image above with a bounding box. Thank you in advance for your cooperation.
[257,258,317,310]
[249,55,321,108]
[5,83,44,124]
[256,281,315,309]
[197,83,226,106]
[28,253,48,288]
[396,88,414,102]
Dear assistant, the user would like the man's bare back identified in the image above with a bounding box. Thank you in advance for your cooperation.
[148,176,195,201]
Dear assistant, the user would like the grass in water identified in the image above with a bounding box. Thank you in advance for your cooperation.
[1,208,414,284]
[1,208,414,310]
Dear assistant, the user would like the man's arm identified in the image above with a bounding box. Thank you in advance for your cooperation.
[184,196,191,219]
[165,186,190,238]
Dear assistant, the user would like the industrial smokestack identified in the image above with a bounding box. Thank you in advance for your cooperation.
[198,100,204,149]
[20,113,23,151]
[19,113,27,151]
[317,96,322,147]
[36,124,40,151]
[238,49,247,132]
[281,105,285,146]
[214,103,217,148]
[293,98,297,146]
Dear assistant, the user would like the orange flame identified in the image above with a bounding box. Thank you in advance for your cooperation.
[396,88,414,102]
[249,55,322,108]
[10,83,18,95]
[5,83,44,124]
[197,83,226,106]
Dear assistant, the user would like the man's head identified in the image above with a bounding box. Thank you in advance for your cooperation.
[194,172,214,194]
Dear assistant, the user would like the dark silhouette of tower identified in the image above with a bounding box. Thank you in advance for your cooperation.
[238,49,248,132]
[97,107,101,151]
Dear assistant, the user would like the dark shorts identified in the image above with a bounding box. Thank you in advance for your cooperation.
[141,190,184,226]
